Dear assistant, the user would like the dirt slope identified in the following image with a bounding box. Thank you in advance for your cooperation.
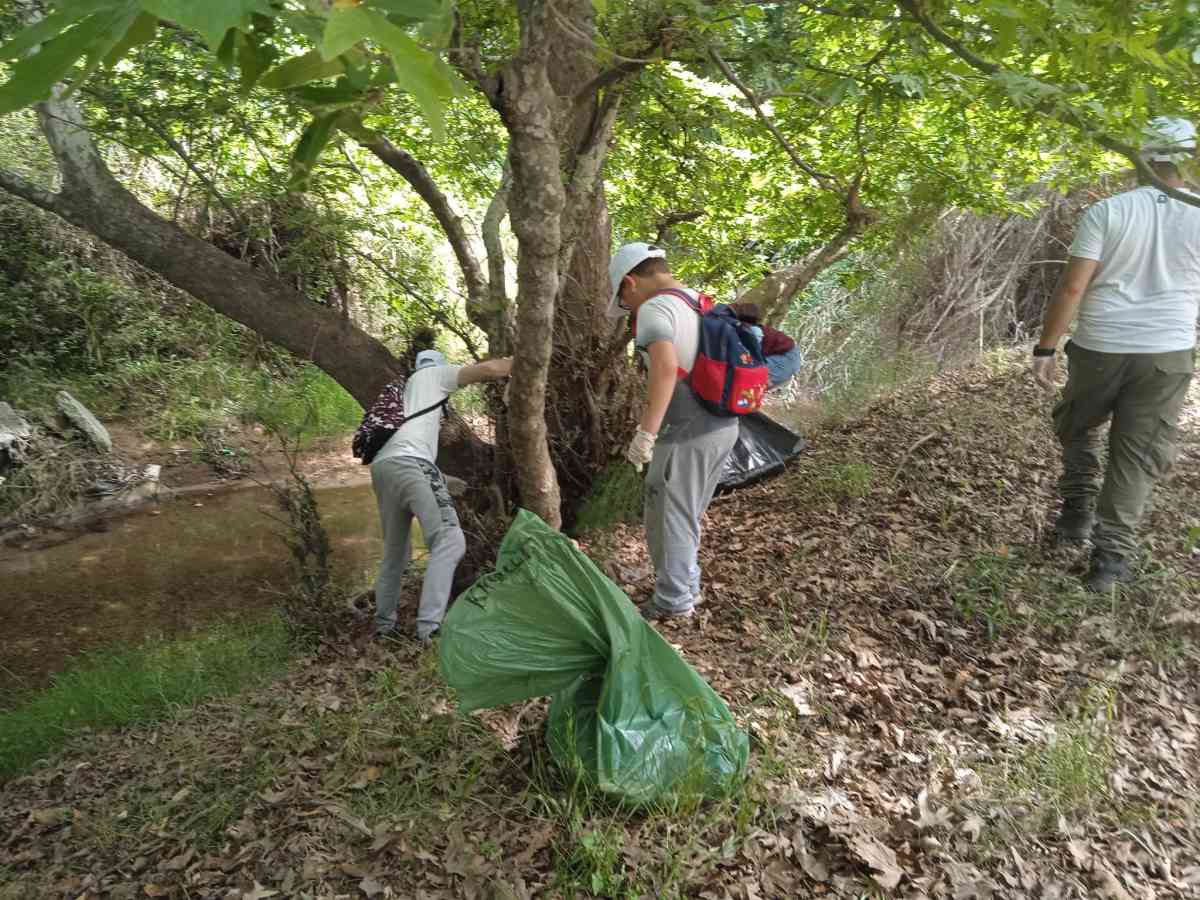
[2,356,1198,899]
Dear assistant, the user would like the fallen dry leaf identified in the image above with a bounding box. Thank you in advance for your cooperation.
[778,681,815,717]
[848,833,903,889]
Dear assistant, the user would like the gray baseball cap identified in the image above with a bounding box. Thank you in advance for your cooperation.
[415,349,446,369]
[607,242,667,319]
[1142,116,1196,163]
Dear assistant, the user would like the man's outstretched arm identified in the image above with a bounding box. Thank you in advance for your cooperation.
[457,357,513,386]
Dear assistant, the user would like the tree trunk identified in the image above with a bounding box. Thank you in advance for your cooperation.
[740,189,880,327]
[540,0,640,520]
[497,0,567,528]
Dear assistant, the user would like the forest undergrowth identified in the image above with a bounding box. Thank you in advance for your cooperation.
[2,354,1197,899]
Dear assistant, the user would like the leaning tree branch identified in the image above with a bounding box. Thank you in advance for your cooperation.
[12,90,404,407]
[709,48,840,191]
[654,209,704,245]
[896,0,1200,209]
[481,161,513,349]
[573,33,665,104]
[341,117,491,309]
[0,166,60,212]
[449,12,501,106]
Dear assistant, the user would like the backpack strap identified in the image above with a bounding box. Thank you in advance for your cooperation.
[651,288,710,381]
[654,287,712,315]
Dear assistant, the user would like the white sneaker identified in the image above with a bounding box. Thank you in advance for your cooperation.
[638,601,695,621]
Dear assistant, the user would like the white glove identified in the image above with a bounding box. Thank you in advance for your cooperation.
[1031,352,1057,390]
[624,428,657,472]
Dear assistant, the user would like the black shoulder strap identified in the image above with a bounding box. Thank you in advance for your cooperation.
[403,397,448,426]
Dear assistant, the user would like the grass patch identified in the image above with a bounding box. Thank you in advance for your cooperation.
[758,592,831,666]
[946,547,1200,653]
[571,461,644,536]
[0,617,293,781]
[984,684,1118,834]
[810,461,875,501]
[948,551,1023,639]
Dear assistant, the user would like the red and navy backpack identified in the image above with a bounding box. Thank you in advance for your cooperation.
[655,288,769,416]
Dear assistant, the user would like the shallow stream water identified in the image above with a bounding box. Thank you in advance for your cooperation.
[0,481,403,703]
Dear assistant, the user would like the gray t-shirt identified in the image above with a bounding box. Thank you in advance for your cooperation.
[635,289,737,443]
[1070,186,1200,354]
[374,365,462,464]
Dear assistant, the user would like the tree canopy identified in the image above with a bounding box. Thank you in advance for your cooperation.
[0,0,1197,524]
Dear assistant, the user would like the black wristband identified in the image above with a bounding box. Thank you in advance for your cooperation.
[1032,346,1056,358]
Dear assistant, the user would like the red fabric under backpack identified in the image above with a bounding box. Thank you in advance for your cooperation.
[655,288,769,416]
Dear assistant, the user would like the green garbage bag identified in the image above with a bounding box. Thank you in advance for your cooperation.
[439,510,748,805]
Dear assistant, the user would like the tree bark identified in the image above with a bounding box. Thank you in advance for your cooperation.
[739,226,857,326]
[538,0,642,518]
[496,0,567,528]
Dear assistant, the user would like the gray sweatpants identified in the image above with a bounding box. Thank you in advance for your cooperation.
[370,455,466,639]
[644,424,739,613]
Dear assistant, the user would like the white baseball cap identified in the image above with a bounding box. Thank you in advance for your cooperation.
[415,349,446,369]
[607,242,667,319]
[1142,116,1197,163]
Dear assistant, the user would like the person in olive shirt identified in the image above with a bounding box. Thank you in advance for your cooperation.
[1032,116,1198,592]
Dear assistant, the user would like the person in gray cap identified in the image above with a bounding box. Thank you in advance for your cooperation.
[370,349,512,643]
[608,242,739,620]
[1032,116,1198,591]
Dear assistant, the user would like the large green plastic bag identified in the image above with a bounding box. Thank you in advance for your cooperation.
[439,510,748,805]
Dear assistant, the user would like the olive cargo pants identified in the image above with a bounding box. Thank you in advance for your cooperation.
[1053,341,1194,557]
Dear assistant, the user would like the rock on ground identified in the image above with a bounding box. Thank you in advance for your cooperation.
[54,391,112,454]
[0,401,32,460]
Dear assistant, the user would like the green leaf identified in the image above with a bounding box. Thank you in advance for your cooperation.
[347,9,455,136]
[0,0,117,61]
[388,45,454,139]
[259,50,346,91]
[320,5,375,61]
[63,3,142,101]
[367,0,445,19]
[289,113,339,189]
[292,81,366,108]
[215,27,237,69]
[236,31,275,94]
[139,0,267,49]
[102,11,159,67]
[0,4,137,115]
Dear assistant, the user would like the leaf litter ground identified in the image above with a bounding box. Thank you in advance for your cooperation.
[2,356,1199,899]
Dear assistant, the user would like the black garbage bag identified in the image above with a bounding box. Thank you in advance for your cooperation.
[718,411,805,493]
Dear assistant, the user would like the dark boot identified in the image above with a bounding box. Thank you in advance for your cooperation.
[1085,550,1134,592]
[1054,498,1095,544]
